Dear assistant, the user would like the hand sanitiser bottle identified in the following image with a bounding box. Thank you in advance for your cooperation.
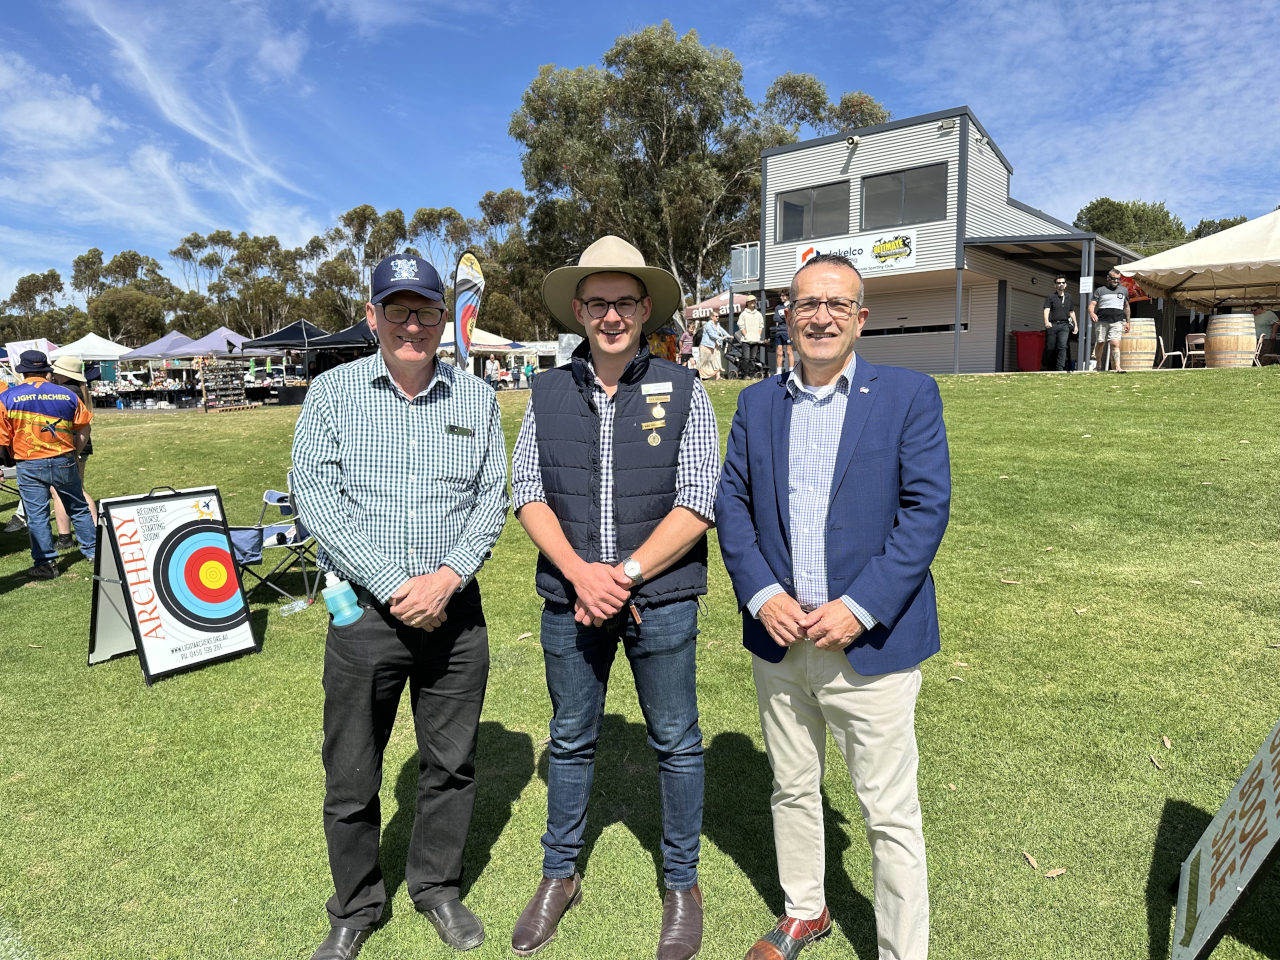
[322,572,361,626]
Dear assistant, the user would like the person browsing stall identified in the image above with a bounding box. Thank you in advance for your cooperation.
[289,252,508,960]
[509,236,719,960]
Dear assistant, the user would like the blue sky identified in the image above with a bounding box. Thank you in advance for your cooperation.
[1,0,1275,305]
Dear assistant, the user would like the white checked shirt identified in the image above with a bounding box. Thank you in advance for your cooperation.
[747,354,877,629]
[289,352,508,603]
[511,356,719,563]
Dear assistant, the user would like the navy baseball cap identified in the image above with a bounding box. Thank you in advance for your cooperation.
[370,252,445,305]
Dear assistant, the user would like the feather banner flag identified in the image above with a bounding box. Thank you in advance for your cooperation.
[453,250,485,368]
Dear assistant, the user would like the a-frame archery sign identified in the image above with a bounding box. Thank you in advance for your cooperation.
[1172,715,1280,960]
[89,486,259,684]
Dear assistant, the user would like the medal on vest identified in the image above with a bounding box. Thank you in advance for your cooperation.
[645,394,669,419]
[642,418,665,447]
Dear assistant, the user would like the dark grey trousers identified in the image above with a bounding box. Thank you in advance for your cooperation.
[321,581,489,928]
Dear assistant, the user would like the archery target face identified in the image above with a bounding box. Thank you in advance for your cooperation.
[154,521,249,630]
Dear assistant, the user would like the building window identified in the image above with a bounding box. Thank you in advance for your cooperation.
[776,181,850,243]
[861,163,947,230]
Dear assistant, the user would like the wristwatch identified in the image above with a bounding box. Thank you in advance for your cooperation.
[622,556,644,587]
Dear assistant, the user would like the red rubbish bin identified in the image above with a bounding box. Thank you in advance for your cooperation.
[1013,329,1046,371]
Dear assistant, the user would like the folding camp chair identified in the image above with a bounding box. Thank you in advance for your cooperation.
[229,489,317,608]
[1,463,18,502]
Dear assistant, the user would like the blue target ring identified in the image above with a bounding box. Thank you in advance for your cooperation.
[154,521,249,631]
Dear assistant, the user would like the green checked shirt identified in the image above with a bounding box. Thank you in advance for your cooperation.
[289,351,508,603]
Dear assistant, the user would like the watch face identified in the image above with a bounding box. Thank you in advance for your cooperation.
[624,559,642,581]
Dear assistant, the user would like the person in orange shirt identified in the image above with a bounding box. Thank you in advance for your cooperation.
[0,350,96,578]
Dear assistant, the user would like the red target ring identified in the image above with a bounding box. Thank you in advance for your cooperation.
[183,545,240,605]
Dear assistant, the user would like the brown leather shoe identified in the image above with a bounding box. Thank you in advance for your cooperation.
[511,874,582,956]
[743,908,831,960]
[657,885,703,960]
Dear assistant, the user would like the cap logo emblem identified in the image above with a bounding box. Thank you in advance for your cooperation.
[390,258,418,281]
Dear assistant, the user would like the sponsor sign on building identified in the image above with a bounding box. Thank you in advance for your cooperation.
[795,229,919,275]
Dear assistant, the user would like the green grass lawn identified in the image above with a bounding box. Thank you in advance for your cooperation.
[1,367,1277,960]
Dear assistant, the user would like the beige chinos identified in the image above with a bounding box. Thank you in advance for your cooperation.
[753,642,928,960]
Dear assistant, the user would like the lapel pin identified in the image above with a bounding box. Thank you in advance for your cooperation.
[859,386,870,394]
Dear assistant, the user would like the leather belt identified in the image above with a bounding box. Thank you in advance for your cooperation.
[352,580,479,610]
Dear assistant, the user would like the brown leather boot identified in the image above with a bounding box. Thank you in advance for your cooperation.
[657,884,703,960]
[511,874,582,956]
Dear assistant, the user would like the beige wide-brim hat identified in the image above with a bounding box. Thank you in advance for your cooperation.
[50,354,86,382]
[541,235,681,336]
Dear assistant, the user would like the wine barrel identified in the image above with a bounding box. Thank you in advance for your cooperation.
[1118,318,1156,370]
[1205,314,1256,368]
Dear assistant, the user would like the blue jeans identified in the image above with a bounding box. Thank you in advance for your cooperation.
[539,599,704,889]
[16,453,95,565]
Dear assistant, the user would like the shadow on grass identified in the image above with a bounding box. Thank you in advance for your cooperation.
[1146,798,1280,960]
[535,712,667,890]
[703,731,878,959]
[381,721,535,912]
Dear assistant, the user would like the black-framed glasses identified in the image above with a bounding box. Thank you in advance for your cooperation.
[791,297,861,320]
[381,303,444,326]
[580,297,641,319]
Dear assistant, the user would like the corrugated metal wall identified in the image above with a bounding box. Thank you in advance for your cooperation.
[966,144,1064,236]
[764,124,961,288]
[856,282,997,375]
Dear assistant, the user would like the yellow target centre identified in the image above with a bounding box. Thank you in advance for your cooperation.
[199,560,228,590]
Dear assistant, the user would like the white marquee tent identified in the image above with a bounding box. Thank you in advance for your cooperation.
[1122,209,1280,309]
[49,332,132,361]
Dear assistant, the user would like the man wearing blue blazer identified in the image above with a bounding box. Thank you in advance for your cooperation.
[716,253,950,960]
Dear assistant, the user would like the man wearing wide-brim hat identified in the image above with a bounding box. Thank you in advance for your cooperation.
[0,350,97,578]
[509,236,720,960]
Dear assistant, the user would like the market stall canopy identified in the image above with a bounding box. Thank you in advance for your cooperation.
[119,331,193,361]
[439,321,523,351]
[309,319,378,349]
[240,319,329,350]
[683,290,745,321]
[1121,209,1280,309]
[49,332,132,361]
[159,326,248,358]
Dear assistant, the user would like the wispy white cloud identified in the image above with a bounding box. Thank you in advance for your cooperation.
[70,0,311,198]
[873,0,1280,225]
[0,47,215,241]
[0,51,123,146]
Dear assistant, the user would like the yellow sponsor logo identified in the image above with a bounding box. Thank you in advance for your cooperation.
[872,235,913,264]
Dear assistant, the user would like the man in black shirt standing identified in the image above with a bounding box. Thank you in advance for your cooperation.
[1041,274,1077,371]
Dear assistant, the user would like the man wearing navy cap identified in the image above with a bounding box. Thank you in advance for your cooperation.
[0,350,96,578]
[291,252,508,958]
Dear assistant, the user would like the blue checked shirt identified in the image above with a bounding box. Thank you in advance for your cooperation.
[746,354,877,629]
[511,359,719,563]
[289,352,508,603]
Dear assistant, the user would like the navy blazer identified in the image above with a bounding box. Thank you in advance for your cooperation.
[715,358,951,675]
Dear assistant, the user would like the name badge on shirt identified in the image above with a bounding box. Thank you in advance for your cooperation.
[642,382,673,396]
[445,424,474,437]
